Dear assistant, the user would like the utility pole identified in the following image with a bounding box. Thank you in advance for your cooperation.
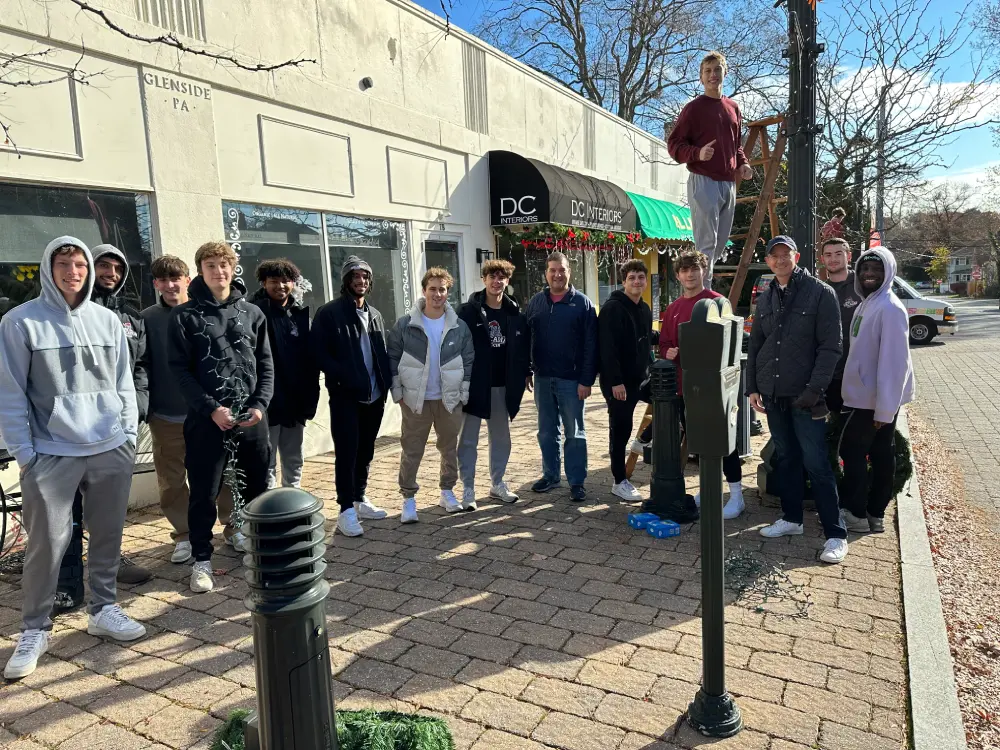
[785,0,823,271]
[875,90,887,240]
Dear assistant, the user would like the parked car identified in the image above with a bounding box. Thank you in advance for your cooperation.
[745,274,957,344]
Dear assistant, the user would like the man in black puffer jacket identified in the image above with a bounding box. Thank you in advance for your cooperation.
[311,255,392,538]
[598,259,653,503]
[748,236,848,564]
[457,260,531,508]
[54,244,152,612]
[169,241,273,593]
[251,259,319,490]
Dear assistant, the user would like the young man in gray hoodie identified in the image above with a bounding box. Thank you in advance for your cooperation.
[0,237,146,680]
[54,244,152,615]
[838,248,915,534]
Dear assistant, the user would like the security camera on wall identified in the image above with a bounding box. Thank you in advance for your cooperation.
[359,77,374,91]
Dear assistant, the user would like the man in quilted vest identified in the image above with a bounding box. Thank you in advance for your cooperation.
[387,267,475,524]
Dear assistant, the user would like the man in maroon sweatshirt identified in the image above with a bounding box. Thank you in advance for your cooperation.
[667,51,752,290]
[659,250,745,519]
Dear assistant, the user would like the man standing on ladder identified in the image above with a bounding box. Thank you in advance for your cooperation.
[668,51,752,289]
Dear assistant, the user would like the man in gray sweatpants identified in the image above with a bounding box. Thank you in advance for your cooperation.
[0,236,146,680]
[667,51,752,288]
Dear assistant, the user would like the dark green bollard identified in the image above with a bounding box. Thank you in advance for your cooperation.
[643,360,699,524]
[239,488,337,750]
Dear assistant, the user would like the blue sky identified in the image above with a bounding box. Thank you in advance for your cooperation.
[412,0,996,199]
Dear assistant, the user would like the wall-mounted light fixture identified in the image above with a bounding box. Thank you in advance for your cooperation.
[476,247,494,264]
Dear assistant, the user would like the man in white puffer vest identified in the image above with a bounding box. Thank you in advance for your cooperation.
[387,267,474,524]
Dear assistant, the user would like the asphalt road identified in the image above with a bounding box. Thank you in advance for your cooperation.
[908,296,1000,523]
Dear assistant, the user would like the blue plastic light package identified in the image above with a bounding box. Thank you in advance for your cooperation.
[646,520,681,538]
[628,512,661,530]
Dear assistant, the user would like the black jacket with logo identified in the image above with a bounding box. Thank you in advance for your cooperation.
[310,294,390,404]
[251,288,320,427]
[827,272,863,379]
[90,245,149,421]
[458,290,531,421]
[747,267,842,400]
[168,277,274,419]
[597,289,653,399]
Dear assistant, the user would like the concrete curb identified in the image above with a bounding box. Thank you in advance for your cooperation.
[896,408,968,750]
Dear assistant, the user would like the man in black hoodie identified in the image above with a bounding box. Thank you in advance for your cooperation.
[169,241,273,593]
[54,244,151,613]
[598,259,653,503]
[251,259,320,490]
[820,237,862,413]
[457,260,531,508]
[311,256,391,538]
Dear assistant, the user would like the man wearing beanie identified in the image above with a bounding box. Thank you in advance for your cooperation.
[311,255,391,537]
[838,248,915,534]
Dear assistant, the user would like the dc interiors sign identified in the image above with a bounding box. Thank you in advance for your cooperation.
[499,195,538,225]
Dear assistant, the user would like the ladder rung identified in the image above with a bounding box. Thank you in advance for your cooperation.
[735,195,788,205]
[749,158,770,166]
[730,233,749,240]
[747,114,785,127]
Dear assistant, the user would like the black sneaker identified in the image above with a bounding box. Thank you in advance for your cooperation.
[532,477,560,493]
[867,515,885,533]
[570,485,587,503]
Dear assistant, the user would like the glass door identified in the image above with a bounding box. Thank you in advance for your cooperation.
[423,236,463,308]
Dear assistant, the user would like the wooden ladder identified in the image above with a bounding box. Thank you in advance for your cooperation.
[727,114,787,308]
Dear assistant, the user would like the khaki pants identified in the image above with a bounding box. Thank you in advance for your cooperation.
[398,400,465,498]
[148,416,235,541]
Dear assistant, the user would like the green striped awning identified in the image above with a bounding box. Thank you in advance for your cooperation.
[626,191,693,242]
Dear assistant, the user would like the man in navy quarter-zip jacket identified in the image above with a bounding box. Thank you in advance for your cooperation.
[524,251,598,503]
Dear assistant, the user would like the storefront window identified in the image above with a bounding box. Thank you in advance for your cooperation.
[326,213,411,323]
[423,239,463,307]
[496,240,587,304]
[596,249,634,305]
[0,184,155,319]
[223,202,325,311]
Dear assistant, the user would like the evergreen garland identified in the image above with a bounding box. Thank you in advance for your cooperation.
[211,709,455,750]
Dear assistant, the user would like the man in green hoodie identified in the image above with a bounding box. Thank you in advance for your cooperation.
[0,236,146,680]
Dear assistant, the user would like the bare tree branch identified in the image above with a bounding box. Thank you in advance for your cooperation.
[65,0,316,72]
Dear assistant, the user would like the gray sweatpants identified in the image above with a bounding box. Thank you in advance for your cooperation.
[19,443,135,631]
[267,423,305,489]
[688,172,737,289]
[458,387,512,489]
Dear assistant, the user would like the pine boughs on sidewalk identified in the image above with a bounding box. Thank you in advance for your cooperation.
[211,709,455,750]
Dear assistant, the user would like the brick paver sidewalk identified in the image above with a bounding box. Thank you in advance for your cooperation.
[1,400,908,749]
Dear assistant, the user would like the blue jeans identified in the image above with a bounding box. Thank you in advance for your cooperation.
[765,398,846,540]
[535,376,587,486]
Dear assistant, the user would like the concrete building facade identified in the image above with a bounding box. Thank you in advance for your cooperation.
[0,0,688,501]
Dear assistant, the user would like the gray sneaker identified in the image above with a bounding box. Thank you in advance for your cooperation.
[867,515,885,533]
[841,509,870,533]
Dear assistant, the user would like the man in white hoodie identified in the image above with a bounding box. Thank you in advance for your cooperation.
[0,237,146,680]
[838,248,915,534]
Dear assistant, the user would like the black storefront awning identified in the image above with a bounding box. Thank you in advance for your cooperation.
[488,150,637,233]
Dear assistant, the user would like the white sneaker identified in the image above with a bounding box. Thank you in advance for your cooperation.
[171,541,193,564]
[611,480,642,501]
[462,486,478,511]
[723,495,746,520]
[440,490,464,513]
[4,629,48,679]
[629,439,649,454]
[401,498,419,524]
[489,482,519,504]
[190,560,215,593]
[337,507,364,537]
[820,538,849,564]
[88,604,146,641]
[355,497,388,520]
[759,519,805,538]
[226,532,249,553]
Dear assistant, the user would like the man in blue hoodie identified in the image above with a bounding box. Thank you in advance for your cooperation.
[0,237,146,680]
[525,252,598,502]
[839,248,915,534]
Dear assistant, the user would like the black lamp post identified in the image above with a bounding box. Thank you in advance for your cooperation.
[240,488,338,750]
